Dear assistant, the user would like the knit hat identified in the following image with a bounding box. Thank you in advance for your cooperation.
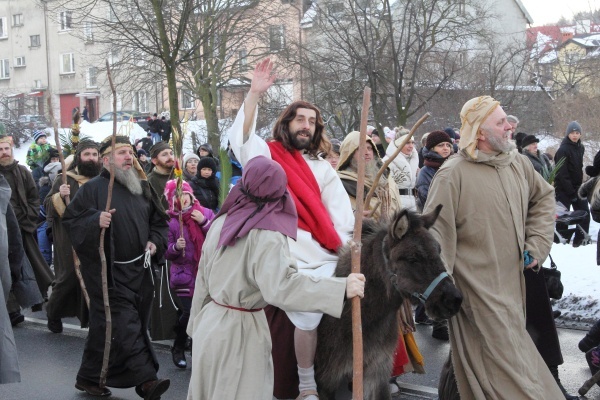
[566,121,582,136]
[426,130,452,150]
[521,135,539,149]
[444,127,456,140]
[198,156,217,173]
[586,151,600,177]
[183,152,200,167]
[149,141,171,158]
[137,149,148,158]
[33,130,46,143]
[163,179,196,213]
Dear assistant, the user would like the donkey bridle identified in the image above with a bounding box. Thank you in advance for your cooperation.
[382,239,449,305]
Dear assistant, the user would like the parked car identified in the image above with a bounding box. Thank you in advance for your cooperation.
[18,114,49,130]
[96,110,150,131]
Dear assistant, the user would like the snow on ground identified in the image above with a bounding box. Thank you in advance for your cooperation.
[11,130,600,327]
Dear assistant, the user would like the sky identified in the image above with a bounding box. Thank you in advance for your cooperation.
[520,0,599,26]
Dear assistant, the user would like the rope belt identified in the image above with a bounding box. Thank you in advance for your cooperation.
[212,299,263,312]
[114,250,154,286]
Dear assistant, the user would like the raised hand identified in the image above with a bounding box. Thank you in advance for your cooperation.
[249,58,277,95]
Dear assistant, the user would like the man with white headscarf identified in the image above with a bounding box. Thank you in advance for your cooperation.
[423,96,563,399]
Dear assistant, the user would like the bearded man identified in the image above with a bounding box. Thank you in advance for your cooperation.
[146,141,174,210]
[337,131,402,221]
[0,136,53,322]
[424,97,563,399]
[63,136,170,399]
[228,59,354,400]
[44,140,101,333]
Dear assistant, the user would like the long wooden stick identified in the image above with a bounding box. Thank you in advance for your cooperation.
[98,61,117,388]
[364,113,430,209]
[579,368,600,396]
[47,96,90,309]
[351,87,371,400]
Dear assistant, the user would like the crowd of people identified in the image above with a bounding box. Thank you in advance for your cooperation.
[0,58,599,400]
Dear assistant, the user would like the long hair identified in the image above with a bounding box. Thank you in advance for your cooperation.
[271,101,331,159]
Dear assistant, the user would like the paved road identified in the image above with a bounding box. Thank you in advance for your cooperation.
[0,315,597,399]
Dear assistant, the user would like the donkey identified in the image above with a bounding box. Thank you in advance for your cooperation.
[315,205,463,400]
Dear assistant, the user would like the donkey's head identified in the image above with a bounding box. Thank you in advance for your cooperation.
[384,205,462,320]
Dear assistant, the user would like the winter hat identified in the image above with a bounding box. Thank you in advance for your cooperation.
[444,127,456,141]
[198,156,217,173]
[521,135,539,149]
[163,179,196,213]
[566,121,582,136]
[149,141,171,159]
[183,152,200,168]
[47,147,60,160]
[329,138,341,155]
[585,151,600,177]
[137,149,148,158]
[33,130,46,143]
[426,130,452,150]
[384,129,395,141]
[514,132,527,148]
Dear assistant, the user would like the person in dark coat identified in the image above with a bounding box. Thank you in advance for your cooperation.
[139,132,153,154]
[196,142,220,171]
[82,106,89,122]
[44,141,101,333]
[522,135,553,175]
[192,157,220,212]
[63,135,170,399]
[146,141,174,210]
[578,150,600,265]
[0,136,53,322]
[160,116,171,142]
[137,149,151,173]
[554,121,589,247]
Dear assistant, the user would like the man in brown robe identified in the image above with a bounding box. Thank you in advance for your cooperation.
[424,96,563,399]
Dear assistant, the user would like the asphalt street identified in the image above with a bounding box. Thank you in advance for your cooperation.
[0,314,597,400]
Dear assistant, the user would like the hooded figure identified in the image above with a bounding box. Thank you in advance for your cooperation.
[337,131,401,221]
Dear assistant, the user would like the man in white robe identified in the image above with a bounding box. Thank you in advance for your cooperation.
[228,59,354,400]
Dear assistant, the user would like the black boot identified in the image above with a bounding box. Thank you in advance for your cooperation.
[549,365,578,400]
[432,320,449,341]
[579,320,600,352]
[171,324,187,369]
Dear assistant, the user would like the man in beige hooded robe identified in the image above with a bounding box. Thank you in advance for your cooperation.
[423,96,563,399]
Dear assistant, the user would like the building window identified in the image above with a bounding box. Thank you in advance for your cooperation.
[0,59,9,79]
[0,17,8,39]
[134,91,148,113]
[34,79,43,88]
[59,11,72,31]
[108,48,120,66]
[86,67,97,88]
[181,89,195,109]
[238,49,248,72]
[458,0,466,15]
[30,35,41,47]
[83,22,93,43]
[12,14,23,27]
[269,25,285,52]
[14,56,25,67]
[60,53,75,74]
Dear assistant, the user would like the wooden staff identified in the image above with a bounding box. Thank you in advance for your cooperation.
[579,368,600,396]
[98,60,117,388]
[350,86,371,399]
[364,113,430,209]
[47,96,90,308]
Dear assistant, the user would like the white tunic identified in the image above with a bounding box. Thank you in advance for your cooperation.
[228,105,354,330]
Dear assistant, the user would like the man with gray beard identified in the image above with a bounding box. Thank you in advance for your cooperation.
[45,140,102,333]
[63,135,170,399]
[337,130,402,222]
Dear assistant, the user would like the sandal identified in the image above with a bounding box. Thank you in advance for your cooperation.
[296,389,319,399]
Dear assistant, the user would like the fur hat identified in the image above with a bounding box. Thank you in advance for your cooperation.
[198,156,217,173]
[586,151,600,177]
[33,130,46,143]
[566,121,582,136]
[163,179,195,212]
[444,127,456,140]
[183,153,200,167]
[513,132,527,147]
[521,135,539,149]
[426,130,452,150]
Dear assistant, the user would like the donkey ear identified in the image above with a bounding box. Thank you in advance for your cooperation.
[422,204,443,229]
[390,210,410,240]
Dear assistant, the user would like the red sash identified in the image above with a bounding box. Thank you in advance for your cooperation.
[268,141,342,253]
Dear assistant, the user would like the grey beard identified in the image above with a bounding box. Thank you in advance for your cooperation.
[114,167,143,195]
[349,157,380,182]
[487,135,516,153]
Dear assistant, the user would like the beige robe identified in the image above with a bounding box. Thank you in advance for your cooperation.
[186,216,347,400]
[423,149,563,400]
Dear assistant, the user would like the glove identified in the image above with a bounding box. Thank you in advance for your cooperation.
[523,250,533,268]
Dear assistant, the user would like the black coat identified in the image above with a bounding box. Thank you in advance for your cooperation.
[523,150,552,175]
[554,137,584,200]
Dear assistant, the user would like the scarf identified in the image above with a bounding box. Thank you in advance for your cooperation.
[217,156,297,248]
[268,141,342,253]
